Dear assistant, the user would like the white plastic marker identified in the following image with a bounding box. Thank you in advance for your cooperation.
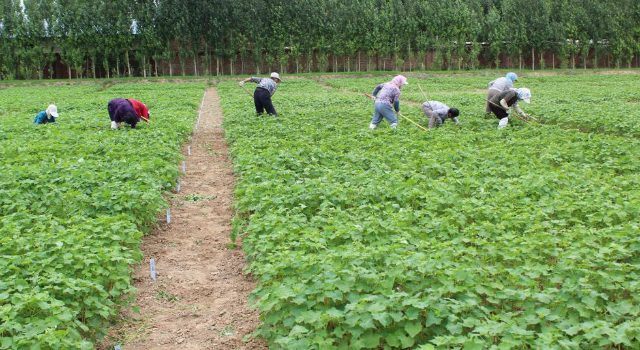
[150,258,157,282]
[195,91,205,132]
[188,146,191,156]
[167,208,171,224]
[177,178,181,192]
[182,161,186,172]
[115,346,121,350]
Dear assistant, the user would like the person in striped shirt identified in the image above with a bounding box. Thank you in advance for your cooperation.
[239,72,282,116]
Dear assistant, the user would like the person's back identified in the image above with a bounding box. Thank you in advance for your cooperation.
[34,105,59,124]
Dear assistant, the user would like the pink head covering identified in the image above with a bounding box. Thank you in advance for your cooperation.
[390,75,408,89]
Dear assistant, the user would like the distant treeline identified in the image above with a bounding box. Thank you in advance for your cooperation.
[1,0,638,79]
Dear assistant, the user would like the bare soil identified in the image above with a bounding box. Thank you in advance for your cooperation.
[98,88,267,350]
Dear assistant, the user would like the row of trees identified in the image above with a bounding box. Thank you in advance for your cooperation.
[1,0,639,79]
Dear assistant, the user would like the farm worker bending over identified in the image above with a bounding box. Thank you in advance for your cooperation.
[239,72,282,116]
[486,72,517,113]
[422,101,460,129]
[108,98,141,129]
[126,99,150,122]
[369,75,408,129]
[34,105,59,124]
[489,88,531,129]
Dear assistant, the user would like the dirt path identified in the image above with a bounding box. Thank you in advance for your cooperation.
[99,88,267,350]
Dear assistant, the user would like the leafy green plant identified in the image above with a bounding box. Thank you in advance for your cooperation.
[218,76,639,349]
[0,82,204,348]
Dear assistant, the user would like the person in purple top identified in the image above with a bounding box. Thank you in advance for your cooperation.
[239,72,282,116]
[108,98,140,129]
[369,75,408,129]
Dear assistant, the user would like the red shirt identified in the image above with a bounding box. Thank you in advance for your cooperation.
[126,99,149,121]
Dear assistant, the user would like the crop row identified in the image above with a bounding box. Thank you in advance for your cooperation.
[0,82,204,348]
[219,77,639,349]
[323,73,640,137]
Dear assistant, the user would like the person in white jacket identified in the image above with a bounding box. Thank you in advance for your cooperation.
[486,72,517,113]
[421,101,460,129]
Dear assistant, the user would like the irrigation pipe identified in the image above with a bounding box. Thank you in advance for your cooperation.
[364,93,429,131]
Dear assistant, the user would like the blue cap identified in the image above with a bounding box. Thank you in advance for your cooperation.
[506,72,518,83]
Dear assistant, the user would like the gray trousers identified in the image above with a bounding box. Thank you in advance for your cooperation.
[422,105,441,129]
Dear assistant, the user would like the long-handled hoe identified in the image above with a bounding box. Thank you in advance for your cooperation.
[417,83,433,110]
[240,84,253,98]
[364,93,429,131]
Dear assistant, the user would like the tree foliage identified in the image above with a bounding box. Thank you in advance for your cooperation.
[0,0,638,78]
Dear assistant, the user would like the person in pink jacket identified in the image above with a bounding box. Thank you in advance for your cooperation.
[369,75,408,129]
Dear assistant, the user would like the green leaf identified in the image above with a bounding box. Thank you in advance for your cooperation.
[405,321,423,338]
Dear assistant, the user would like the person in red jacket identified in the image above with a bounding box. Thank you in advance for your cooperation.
[126,99,150,122]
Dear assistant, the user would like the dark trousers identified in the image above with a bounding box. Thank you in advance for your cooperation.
[254,88,277,115]
[489,103,508,120]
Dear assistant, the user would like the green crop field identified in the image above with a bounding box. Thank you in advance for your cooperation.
[0,72,638,349]
[0,82,204,348]
[219,73,640,349]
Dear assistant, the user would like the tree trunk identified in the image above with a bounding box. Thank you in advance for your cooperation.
[126,51,132,77]
[519,53,522,70]
[68,66,71,80]
[552,53,555,69]
[531,48,535,70]
[358,52,361,72]
[540,51,544,70]
[194,56,198,76]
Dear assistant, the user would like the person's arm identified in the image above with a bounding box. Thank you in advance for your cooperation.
[500,91,516,110]
[390,88,401,112]
[239,77,261,86]
[140,102,150,119]
[513,103,525,116]
[372,84,383,97]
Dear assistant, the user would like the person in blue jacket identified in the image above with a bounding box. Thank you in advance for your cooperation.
[34,105,59,124]
[108,98,140,129]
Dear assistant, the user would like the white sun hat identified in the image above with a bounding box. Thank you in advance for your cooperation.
[47,104,59,118]
[270,72,281,81]
[517,88,531,103]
